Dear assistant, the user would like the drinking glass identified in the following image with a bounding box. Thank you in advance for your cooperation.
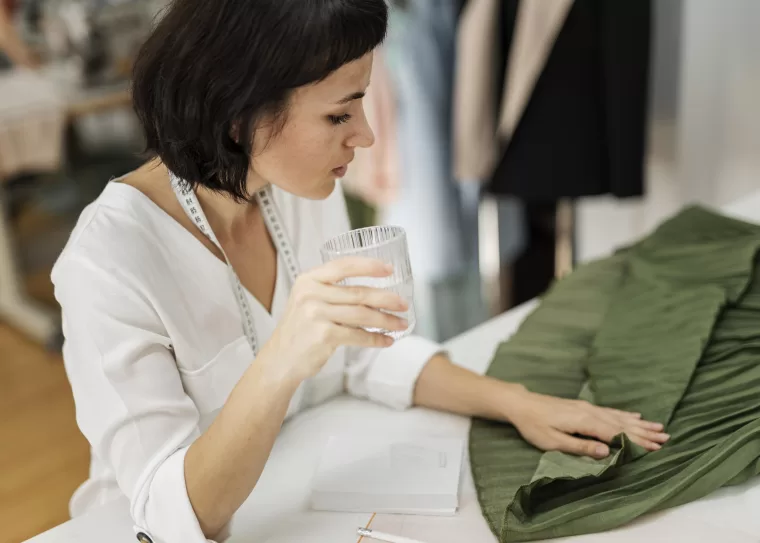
[321,226,415,340]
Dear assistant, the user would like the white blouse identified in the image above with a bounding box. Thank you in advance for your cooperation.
[51,180,441,543]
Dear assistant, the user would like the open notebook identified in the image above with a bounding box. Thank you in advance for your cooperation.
[310,436,464,515]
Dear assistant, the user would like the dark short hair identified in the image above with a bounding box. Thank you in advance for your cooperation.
[132,0,388,200]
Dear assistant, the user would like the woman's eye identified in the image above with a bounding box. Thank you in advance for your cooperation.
[328,113,352,126]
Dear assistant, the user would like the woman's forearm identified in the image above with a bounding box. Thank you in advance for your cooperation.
[184,357,301,539]
[413,354,524,422]
[413,355,671,457]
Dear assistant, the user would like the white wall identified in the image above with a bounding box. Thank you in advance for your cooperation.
[576,0,760,263]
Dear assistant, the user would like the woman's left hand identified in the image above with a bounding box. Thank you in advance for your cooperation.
[505,388,670,459]
[413,356,670,459]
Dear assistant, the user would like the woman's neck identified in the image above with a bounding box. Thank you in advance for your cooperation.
[195,183,266,243]
[125,160,270,245]
[135,159,269,242]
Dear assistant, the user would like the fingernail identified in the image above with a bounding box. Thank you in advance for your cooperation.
[596,445,609,457]
[397,319,409,330]
[661,433,671,441]
[384,264,394,273]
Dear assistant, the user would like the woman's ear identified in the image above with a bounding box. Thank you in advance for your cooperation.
[229,120,241,144]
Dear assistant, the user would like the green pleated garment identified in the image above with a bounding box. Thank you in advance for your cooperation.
[469,206,760,541]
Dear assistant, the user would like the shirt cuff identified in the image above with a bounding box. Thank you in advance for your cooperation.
[362,335,445,410]
[133,447,230,543]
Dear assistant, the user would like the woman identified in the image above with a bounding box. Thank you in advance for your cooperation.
[52,1,669,542]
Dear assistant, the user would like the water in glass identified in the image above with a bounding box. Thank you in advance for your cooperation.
[321,226,415,340]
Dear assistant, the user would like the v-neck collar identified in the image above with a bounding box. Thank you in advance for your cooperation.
[106,182,289,320]
[237,253,285,321]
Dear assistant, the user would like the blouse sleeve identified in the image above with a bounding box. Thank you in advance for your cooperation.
[325,183,444,409]
[344,337,444,410]
[53,255,227,543]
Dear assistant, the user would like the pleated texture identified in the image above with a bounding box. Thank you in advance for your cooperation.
[470,206,760,541]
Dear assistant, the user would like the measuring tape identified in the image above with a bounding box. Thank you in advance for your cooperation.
[170,172,301,356]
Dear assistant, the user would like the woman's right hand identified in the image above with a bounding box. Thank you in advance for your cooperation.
[259,257,409,384]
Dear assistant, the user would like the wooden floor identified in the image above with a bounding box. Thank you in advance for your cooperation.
[0,274,90,543]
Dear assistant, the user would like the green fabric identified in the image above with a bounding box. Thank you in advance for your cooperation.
[470,206,760,541]
[344,192,377,230]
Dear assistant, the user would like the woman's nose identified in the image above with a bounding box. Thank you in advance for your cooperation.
[346,112,376,149]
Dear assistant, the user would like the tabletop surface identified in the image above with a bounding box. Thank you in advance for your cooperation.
[27,192,760,543]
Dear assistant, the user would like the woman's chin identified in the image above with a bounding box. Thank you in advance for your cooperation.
[279,178,336,200]
[314,178,338,199]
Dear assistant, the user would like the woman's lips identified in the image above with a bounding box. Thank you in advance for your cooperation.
[332,165,348,177]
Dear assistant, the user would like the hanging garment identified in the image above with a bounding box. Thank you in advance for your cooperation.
[491,0,652,200]
[453,0,568,184]
[454,0,652,200]
[452,0,503,182]
[470,206,760,541]
[382,0,465,283]
[382,0,486,341]
[454,0,528,314]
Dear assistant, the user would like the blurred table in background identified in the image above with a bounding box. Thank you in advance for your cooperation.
[66,82,131,119]
[0,64,132,346]
[0,68,65,346]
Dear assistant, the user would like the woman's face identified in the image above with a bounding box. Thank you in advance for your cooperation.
[250,52,376,200]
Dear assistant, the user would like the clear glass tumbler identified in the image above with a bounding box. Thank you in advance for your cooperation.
[320,226,415,340]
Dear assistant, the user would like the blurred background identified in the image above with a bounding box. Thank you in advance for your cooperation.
[1,0,760,541]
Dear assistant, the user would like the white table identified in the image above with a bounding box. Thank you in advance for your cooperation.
[26,298,760,543]
[27,192,760,543]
